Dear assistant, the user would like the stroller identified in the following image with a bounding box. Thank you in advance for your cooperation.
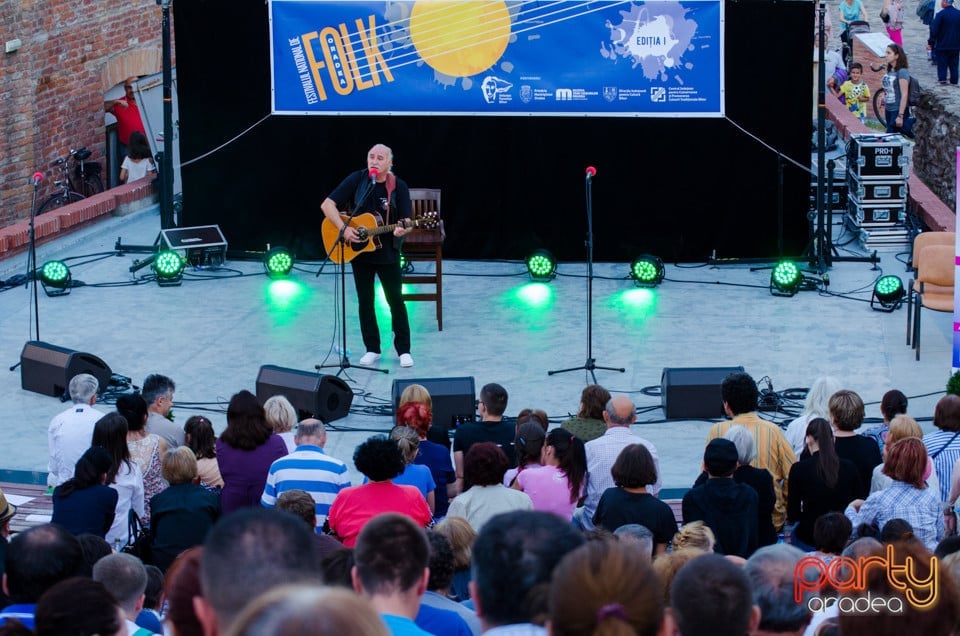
[841,20,871,67]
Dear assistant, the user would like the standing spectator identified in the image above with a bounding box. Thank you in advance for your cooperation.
[838,0,869,54]
[879,44,914,137]
[561,384,612,443]
[325,436,432,547]
[264,394,299,453]
[91,553,154,636]
[881,0,905,45]
[143,374,183,448]
[93,413,145,548]
[860,389,908,454]
[184,415,223,489]
[51,446,118,538]
[925,394,960,503]
[594,444,680,554]
[828,390,881,500]
[683,439,759,558]
[930,0,960,85]
[846,438,944,551]
[0,525,85,629]
[260,418,351,528]
[397,400,457,517]
[785,377,842,456]
[117,393,168,526]
[119,131,156,183]
[513,428,586,521]
[453,383,516,492]
[149,447,221,571]
[787,418,862,551]
[216,390,287,515]
[839,63,871,122]
[580,396,662,531]
[471,510,584,633]
[104,77,146,160]
[47,373,102,487]
[445,442,533,533]
[549,539,665,636]
[706,372,796,531]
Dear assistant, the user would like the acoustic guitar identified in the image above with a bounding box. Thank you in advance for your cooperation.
[321,211,439,264]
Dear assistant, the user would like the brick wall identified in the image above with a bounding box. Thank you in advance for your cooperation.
[0,0,169,228]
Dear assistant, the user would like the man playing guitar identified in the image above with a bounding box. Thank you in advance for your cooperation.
[321,143,415,368]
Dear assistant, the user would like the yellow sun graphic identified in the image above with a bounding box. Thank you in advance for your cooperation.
[410,1,512,78]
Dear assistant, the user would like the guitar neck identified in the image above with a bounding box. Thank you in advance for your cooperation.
[364,219,413,237]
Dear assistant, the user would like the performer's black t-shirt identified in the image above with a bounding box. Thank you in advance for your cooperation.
[328,169,411,264]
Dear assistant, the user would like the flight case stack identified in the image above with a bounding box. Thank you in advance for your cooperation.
[843,134,911,248]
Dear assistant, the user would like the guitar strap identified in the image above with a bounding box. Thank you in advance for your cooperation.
[384,172,396,224]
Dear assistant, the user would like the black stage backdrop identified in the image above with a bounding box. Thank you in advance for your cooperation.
[173,0,813,263]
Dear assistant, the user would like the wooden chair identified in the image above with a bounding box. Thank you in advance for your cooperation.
[906,232,955,346]
[909,243,955,360]
[402,188,444,330]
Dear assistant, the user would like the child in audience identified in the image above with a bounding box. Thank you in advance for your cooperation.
[839,63,871,121]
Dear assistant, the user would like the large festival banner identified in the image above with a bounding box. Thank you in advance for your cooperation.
[269,0,724,116]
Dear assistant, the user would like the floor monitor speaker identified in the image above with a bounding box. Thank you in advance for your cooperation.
[20,341,113,398]
[661,366,745,420]
[392,377,476,429]
[255,365,353,423]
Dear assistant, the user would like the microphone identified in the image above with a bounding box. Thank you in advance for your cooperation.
[585,166,597,180]
[368,168,379,185]
[32,172,43,187]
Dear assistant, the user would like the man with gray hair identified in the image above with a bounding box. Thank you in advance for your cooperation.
[47,373,102,487]
[743,544,813,636]
[142,373,183,447]
[578,395,661,530]
[92,553,154,635]
[613,524,655,561]
[260,418,351,529]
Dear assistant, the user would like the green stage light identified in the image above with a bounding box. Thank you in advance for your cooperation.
[770,261,802,297]
[630,255,664,287]
[153,250,184,286]
[264,247,294,278]
[39,260,71,296]
[871,275,905,312]
[526,249,557,281]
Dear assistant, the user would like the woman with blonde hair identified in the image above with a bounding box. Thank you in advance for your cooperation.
[549,539,664,636]
[670,520,715,552]
[784,377,843,456]
[871,414,938,494]
[264,395,298,453]
[225,585,388,636]
[434,514,477,602]
[389,425,437,513]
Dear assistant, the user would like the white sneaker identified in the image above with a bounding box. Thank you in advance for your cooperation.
[358,352,381,366]
[399,353,414,368]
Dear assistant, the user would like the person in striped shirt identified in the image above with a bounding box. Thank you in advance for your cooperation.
[260,419,351,529]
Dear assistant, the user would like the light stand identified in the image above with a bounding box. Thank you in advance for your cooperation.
[548,167,625,383]
[158,0,175,229]
[9,174,44,372]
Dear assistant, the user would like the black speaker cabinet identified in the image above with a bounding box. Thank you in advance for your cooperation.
[20,341,113,398]
[255,365,353,423]
[392,377,476,429]
[661,366,744,420]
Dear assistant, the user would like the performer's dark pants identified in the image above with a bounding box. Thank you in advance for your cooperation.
[352,258,411,355]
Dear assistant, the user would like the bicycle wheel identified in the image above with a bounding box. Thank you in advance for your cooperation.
[873,88,886,123]
[37,192,84,215]
[81,174,104,197]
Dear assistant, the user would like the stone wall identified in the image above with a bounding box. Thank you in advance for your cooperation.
[913,91,960,215]
[0,0,168,227]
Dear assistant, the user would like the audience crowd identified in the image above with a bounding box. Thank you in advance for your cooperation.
[0,370,958,635]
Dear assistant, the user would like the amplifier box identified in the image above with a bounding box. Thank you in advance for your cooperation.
[661,366,744,420]
[392,377,476,429]
[847,200,906,225]
[809,182,848,210]
[846,134,910,179]
[847,175,907,204]
[159,225,227,267]
[20,341,113,398]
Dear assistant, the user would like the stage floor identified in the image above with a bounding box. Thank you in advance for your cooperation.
[0,205,953,490]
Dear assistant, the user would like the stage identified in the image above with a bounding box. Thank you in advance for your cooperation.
[0,204,953,490]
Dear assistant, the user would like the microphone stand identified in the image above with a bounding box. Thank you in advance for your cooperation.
[316,173,387,376]
[10,175,43,372]
[548,169,625,383]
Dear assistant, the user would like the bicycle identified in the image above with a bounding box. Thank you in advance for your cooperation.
[872,87,887,123]
[37,148,103,214]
